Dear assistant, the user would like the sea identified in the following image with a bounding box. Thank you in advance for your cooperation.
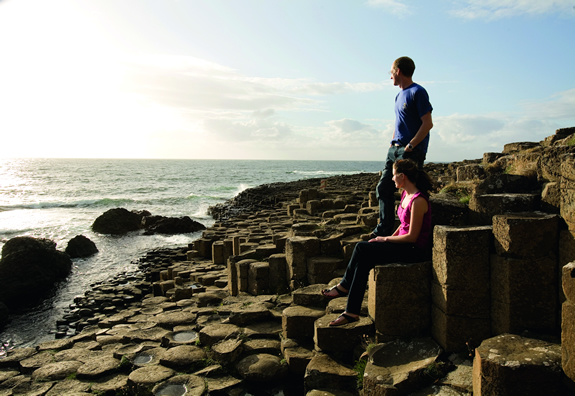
[0,158,382,348]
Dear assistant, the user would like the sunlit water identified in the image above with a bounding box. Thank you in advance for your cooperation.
[0,158,381,347]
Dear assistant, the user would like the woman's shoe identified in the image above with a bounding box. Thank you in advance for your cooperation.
[329,313,359,326]
[321,285,348,299]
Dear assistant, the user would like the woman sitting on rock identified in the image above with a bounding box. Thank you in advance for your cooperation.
[322,158,434,326]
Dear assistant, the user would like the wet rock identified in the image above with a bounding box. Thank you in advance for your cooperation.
[65,235,98,258]
[92,208,146,235]
[143,215,206,235]
[236,353,288,382]
[0,236,72,309]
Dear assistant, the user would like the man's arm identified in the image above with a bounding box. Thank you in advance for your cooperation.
[405,111,433,152]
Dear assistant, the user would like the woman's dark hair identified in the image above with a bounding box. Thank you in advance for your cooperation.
[393,158,434,196]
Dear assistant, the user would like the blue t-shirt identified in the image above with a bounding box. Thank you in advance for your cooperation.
[392,83,433,154]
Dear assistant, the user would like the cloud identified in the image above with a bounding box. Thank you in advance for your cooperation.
[366,0,411,16]
[450,0,575,20]
[424,87,575,162]
[325,118,381,140]
[120,55,387,116]
[522,88,575,120]
[203,113,293,142]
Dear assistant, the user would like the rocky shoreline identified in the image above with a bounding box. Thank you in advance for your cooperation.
[2,127,575,395]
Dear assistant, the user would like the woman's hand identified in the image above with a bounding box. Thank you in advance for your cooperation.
[369,236,388,243]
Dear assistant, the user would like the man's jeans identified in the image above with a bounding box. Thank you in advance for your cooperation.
[373,145,425,236]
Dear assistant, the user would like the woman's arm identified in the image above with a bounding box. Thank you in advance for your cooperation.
[378,196,428,244]
[369,225,400,242]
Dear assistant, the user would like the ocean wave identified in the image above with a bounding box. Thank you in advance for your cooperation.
[0,198,137,211]
[287,170,365,176]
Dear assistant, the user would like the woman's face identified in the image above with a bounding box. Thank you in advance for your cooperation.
[392,168,404,188]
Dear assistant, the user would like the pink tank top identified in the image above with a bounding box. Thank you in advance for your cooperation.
[397,190,432,249]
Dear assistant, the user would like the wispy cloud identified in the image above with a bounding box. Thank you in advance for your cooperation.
[450,0,575,20]
[366,0,411,16]
[429,88,575,161]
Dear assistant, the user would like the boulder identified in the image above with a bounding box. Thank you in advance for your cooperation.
[65,235,98,258]
[143,215,206,235]
[92,208,146,235]
[0,236,72,309]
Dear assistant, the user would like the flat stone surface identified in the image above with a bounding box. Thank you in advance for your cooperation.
[292,284,329,307]
[236,353,288,382]
[363,338,442,395]
[130,347,166,366]
[314,314,373,352]
[473,334,563,395]
[19,351,55,373]
[439,360,473,393]
[54,348,104,363]
[199,323,241,347]
[90,374,129,394]
[205,375,243,392]
[410,385,471,395]
[282,306,326,339]
[153,310,198,327]
[123,326,171,343]
[31,360,83,381]
[76,356,120,379]
[158,345,207,369]
[152,373,207,396]
[242,339,281,355]
[36,338,74,352]
[304,353,357,394]
[228,302,273,326]
[45,378,91,396]
[0,347,37,369]
[243,321,282,338]
[211,338,244,365]
[306,389,357,396]
[128,365,175,386]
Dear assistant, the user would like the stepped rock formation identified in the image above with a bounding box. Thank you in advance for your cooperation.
[2,126,575,395]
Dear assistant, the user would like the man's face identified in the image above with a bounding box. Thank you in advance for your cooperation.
[389,63,399,86]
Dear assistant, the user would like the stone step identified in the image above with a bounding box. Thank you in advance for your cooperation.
[468,193,539,225]
[363,338,442,395]
[313,313,373,352]
[473,334,565,395]
[304,353,357,395]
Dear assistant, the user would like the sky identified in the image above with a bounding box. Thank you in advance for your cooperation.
[0,0,574,162]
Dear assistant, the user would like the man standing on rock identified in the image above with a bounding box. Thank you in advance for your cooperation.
[372,56,433,237]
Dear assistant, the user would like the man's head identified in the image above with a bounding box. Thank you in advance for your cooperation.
[392,56,416,78]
